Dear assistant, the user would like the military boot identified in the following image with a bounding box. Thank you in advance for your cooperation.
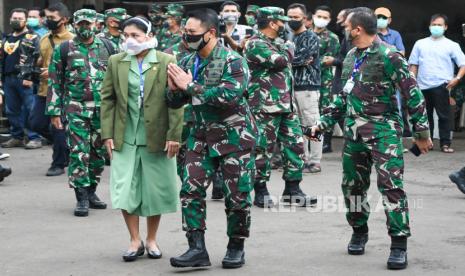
[170,231,211,268]
[253,182,274,208]
[281,181,317,206]
[387,237,408,269]
[87,185,107,209]
[222,238,245,269]
[449,167,465,194]
[348,225,369,255]
[74,187,89,217]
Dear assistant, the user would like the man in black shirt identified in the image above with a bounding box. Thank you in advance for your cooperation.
[0,8,42,149]
[287,3,322,173]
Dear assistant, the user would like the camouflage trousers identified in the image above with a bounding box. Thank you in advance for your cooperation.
[342,136,411,237]
[254,112,305,184]
[319,69,333,112]
[66,111,105,188]
[180,148,255,238]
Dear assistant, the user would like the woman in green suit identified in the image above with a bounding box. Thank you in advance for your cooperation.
[100,17,184,262]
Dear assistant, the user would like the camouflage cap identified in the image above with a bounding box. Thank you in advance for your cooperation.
[96,13,104,23]
[150,3,162,13]
[166,3,185,13]
[74,9,97,24]
[246,5,260,14]
[166,9,183,17]
[258,7,290,22]
[104,8,127,21]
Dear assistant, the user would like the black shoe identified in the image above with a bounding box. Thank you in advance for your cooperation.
[281,181,317,207]
[0,166,12,182]
[387,248,408,270]
[222,248,245,269]
[46,166,65,177]
[449,167,465,194]
[147,246,162,259]
[87,186,107,209]
[253,182,274,208]
[211,185,224,200]
[322,132,333,153]
[74,188,89,217]
[170,231,211,268]
[348,233,369,255]
[123,242,145,262]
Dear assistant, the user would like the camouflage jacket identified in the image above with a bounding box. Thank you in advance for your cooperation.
[316,28,340,89]
[96,29,123,52]
[46,36,111,118]
[0,31,40,82]
[318,40,430,141]
[244,31,294,114]
[156,27,182,52]
[166,43,257,157]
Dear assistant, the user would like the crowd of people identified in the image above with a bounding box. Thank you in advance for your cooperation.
[1,0,465,271]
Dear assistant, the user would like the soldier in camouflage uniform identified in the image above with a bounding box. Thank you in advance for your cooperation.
[46,9,110,217]
[96,13,105,33]
[96,8,127,51]
[147,3,165,37]
[156,5,184,52]
[244,7,317,208]
[167,8,257,269]
[310,8,432,270]
[312,6,341,153]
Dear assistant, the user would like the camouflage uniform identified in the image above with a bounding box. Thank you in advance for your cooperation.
[317,39,430,237]
[166,43,257,238]
[148,3,165,37]
[244,10,305,186]
[156,7,183,52]
[96,13,105,34]
[46,10,110,189]
[316,28,340,110]
[96,8,127,51]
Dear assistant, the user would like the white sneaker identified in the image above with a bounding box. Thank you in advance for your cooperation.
[0,152,10,160]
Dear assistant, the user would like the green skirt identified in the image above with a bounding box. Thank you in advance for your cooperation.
[110,142,180,217]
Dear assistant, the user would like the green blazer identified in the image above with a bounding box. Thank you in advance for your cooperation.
[100,50,184,153]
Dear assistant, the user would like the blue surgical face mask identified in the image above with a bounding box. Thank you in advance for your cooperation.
[430,25,445,38]
[377,18,388,29]
[27,17,40,28]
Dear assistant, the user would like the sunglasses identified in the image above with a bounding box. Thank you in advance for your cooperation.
[377,15,388,20]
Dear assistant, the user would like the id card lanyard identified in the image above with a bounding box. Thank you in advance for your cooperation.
[192,55,201,82]
[137,60,145,109]
[344,51,368,94]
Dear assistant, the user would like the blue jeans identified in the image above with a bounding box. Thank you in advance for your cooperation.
[3,76,40,140]
[30,95,69,169]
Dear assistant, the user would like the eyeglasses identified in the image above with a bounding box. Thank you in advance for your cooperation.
[377,15,388,20]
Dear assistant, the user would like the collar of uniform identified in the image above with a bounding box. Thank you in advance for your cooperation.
[365,38,381,54]
[122,48,158,63]
[53,29,73,39]
[74,36,103,48]
[257,31,275,43]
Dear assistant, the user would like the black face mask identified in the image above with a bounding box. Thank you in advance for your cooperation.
[45,18,62,31]
[334,23,344,35]
[288,20,303,31]
[10,20,24,32]
[182,30,210,51]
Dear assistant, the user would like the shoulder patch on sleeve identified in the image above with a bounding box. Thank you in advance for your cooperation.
[25,34,37,40]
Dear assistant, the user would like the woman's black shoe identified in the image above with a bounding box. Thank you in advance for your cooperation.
[122,242,145,262]
[147,247,162,259]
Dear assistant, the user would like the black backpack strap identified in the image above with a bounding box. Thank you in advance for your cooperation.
[99,37,117,56]
[48,34,55,50]
[59,40,70,71]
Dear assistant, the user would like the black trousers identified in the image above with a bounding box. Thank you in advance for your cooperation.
[421,84,451,147]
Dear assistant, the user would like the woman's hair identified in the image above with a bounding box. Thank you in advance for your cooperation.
[122,16,153,35]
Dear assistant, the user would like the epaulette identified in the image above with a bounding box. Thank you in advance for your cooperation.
[25,33,37,40]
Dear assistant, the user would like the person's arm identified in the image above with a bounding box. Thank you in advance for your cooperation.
[165,56,184,143]
[292,32,319,67]
[408,41,420,77]
[394,31,406,56]
[100,55,116,141]
[18,33,40,85]
[317,93,347,131]
[245,39,290,70]
[45,44,65,117]
[389,52,430,139]
[447,43,465,90]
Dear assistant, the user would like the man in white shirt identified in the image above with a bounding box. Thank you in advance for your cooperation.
[409,14,465,153]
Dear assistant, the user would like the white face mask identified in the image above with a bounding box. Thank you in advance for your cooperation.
[313,17,330,28]
[122,37,158,56]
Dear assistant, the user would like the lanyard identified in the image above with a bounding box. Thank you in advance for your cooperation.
[351,51,368,81]
[137,60,145,107]
[192,55,201,82]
